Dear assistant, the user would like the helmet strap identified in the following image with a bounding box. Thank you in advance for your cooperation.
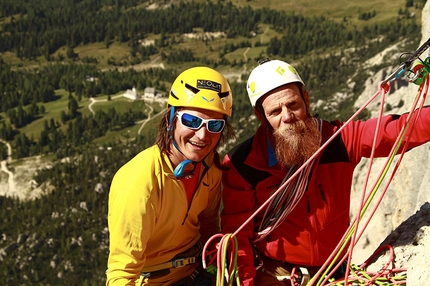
[168,106,199,178]
[167,106,176,135]
[173,159,194,178]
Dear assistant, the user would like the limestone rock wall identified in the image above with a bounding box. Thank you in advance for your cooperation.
[350,2,430,285]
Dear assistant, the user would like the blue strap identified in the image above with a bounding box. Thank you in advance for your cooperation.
[167,106,176,134]
[173,159,193,178]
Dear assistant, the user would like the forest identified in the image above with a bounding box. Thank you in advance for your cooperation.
[0,0,426,284]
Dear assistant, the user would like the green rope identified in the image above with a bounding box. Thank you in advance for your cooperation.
[313,90,414,286]
[217,234,240,286]
[328,264,407,286]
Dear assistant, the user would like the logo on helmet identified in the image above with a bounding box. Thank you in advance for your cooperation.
[202,96,215,102]
[249,81,256,93]
[276,66,285,76]
[197,80,222,93]
[288,66,298,75]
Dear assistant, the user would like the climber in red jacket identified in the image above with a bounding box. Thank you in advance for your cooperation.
[221,59,430,285]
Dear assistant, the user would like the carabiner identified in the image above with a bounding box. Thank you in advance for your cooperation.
[406,56,430,85]
[380,37,430,87]
[380,63,407,87]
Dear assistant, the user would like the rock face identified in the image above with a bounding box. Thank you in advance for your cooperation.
[349,2,430,285]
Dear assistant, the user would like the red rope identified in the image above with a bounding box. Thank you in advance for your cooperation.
[313,74,429,285]
[203,71,429,286]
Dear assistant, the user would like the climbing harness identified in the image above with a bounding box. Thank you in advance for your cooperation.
[203,37,430,286]
[140,241,204,284]
[140,256,198,273]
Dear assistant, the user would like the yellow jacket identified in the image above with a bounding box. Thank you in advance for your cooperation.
[106,145,222,285]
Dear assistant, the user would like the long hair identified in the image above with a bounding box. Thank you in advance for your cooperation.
[154,106,235,170]
[154,108,174,154]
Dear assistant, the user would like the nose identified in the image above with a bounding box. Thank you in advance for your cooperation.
[194,123,211,138]
[281,107,295,123]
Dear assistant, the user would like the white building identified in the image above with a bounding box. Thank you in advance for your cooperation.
[123,87,140,100]
[143,87,157,99]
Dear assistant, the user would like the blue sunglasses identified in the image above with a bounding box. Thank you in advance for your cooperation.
[177,112,225,133]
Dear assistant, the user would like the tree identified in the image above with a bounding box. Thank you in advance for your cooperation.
[61,110,69,124]
[68,96,79,119]
[66,45,77,59]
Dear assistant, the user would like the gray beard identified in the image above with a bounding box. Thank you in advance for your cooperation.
[273,118,322,167]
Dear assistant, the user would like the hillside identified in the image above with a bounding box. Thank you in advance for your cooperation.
[0,0,424,162]
[0,0,429,285]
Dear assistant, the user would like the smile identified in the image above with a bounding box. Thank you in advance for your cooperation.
[189,141,207,147]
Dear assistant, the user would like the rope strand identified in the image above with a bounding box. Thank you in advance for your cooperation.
[203,58,429,286]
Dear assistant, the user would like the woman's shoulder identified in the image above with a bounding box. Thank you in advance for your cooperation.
[116,145,161,174]
[110,145,163,190]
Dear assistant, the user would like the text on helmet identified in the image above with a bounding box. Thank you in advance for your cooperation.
[197,80,222,93]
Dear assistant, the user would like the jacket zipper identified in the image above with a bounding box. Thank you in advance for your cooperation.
[181,161,210,225]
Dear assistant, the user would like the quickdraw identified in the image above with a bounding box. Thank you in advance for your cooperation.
[203,37,430,286]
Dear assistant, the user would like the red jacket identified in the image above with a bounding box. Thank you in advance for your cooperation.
[221,109,430,285]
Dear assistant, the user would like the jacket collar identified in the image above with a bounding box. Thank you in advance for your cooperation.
[160,146,215,179]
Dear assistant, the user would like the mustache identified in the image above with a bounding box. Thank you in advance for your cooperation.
[276,121,307,136]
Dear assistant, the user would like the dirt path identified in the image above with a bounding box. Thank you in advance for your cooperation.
[223,46,251,82]
[243,47,250,74]
[88,93,168,135]
[88,94,123,115]
[137,103,167,135]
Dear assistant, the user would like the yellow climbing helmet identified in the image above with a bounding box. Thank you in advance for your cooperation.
[168,67,233,116]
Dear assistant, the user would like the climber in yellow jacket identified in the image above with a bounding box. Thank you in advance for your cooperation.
[106,67,234,285]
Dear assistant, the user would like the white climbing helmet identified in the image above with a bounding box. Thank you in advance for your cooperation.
[246,59,305,107]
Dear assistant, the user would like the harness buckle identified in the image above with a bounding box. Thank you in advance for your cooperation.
[172,257,196,268]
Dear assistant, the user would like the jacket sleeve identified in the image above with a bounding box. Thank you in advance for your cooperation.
[106,173,155,286]
[221,154,258,286]
[343,106,430,164]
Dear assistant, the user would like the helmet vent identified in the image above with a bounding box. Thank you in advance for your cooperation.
[185,83,200,94]
[218,91,230,99]
[170,91,179,100]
